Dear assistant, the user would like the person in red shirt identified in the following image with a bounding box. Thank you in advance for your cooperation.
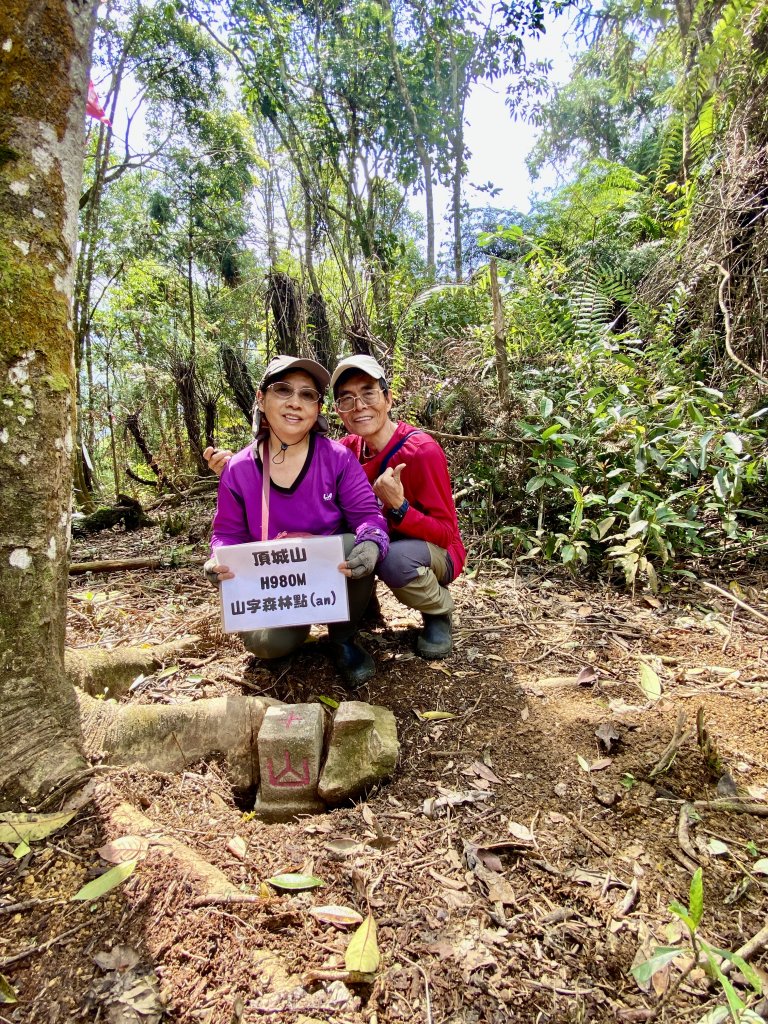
[205,355,465,658]
[330,355,465,658]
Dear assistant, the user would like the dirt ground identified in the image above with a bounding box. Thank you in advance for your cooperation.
[2,493,768,1024]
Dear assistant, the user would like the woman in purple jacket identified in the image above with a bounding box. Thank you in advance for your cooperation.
[204,355,388,687]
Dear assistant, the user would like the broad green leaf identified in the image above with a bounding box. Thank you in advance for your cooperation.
[314,695,339,710]
[688,867,703,928]
[669,900,696,932]
[722,432,743,454]
[72,859,137,901]
[703,950,747,1017]
[345,913,380,973]
[631,946,684,983]
[525,476,547,494]
[541,423,561,440]
[309,905,364,928]
[696,1007,729,1024]
[13,840,31,859]
[712,949,764,994]
[420,710,456,720]
[552,472,576,487]
[596,515,616,540]
[266,872,324,891]
[638,662,662,702]
[0,810,75,844]
[156,664,180,680]
[713,469,728,501]
[539,397,554,419]
[625,519,649,538]
[0,974,18,1004]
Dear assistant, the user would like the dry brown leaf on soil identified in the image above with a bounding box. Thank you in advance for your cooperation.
[507,821,535,844]
[577,666,599,686]
[428,868,466,891]
[226,836,247,861]
[464,761,503,785]
[595,722,621,752]
[309,905,364,928]
[324,838,363,857]
[422,788,492,817]
[97,835,150,864]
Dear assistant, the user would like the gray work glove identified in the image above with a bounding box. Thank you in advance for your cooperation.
[204,558,221,588]
[345,541,380,579]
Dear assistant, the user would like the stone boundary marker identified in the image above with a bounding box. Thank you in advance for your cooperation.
[255,701,399,822]
[80,691,398,820]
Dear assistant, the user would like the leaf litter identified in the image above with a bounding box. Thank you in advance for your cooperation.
[3,510,767,1024]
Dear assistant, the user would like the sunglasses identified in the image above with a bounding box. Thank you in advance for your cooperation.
[265,382,321,404]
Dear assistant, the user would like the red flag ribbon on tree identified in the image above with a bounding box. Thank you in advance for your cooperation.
[86,80,111,126]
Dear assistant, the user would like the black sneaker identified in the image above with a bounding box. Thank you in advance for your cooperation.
[416,614,452,659]
[331,639,376,688]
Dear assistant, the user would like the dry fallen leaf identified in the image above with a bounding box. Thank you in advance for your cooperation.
[97,835,150,865]
[227,836,247,861]
[576,666,598,686]
[595,722,621,753]
[324,838,363,857]
[345,913,380,973]
[507,821,534,844]
[466,761,502,784]
[309,905,364,928]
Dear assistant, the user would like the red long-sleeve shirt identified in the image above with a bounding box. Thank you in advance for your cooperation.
[339,421,466,580]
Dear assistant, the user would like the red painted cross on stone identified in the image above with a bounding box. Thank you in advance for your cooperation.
[267,751,310,788]
[283,710,303,728]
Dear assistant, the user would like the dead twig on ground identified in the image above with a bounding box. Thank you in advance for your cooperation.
[0,920,91,968]
[69,557,163,574]
[0,897,60,915]
[648,711,694,778]
[719,921,768,978]
[699,579,768,626]
[677,805,700,863]
[399,953,433,1024]
[568,813,613,856]
[692,800,768,817]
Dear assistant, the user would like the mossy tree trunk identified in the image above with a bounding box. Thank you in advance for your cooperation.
[0,0,97,805]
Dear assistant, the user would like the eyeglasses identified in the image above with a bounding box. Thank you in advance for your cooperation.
[266,382,321,404]
[335,388,384,413]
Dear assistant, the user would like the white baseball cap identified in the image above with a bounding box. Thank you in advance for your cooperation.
[330,355,388,394]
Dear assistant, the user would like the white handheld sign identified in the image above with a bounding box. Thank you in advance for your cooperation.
[216,535,349,633]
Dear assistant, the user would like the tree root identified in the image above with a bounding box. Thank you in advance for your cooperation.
[107,802,242,900]
[77,691,277,789]
[65,638,201,698]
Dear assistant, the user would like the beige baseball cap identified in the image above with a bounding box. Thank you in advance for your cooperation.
[260,354,330,392]
[330,354,388,393]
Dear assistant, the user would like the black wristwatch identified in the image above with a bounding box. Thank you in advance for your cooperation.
[388,499,409,523]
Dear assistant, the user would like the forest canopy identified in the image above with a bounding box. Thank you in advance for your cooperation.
[77,0,768,589]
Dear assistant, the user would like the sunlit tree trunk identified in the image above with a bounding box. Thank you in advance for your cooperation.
[0,0,97,805]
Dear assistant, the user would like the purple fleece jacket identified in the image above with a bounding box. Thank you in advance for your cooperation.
[210,433,389,557]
